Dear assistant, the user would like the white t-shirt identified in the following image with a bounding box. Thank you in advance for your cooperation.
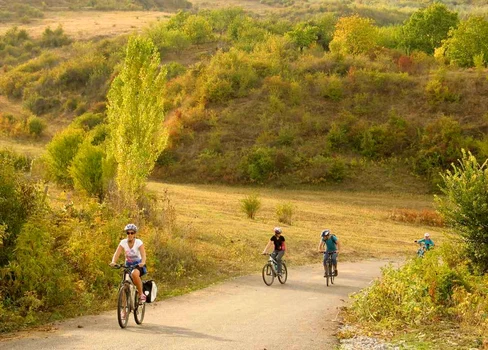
[119,238,144,264]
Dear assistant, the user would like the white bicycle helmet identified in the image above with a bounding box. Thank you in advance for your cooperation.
[274,227,282,234]
[124,223,138,232]
[424,232,430,238]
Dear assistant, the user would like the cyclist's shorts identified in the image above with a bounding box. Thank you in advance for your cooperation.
[323,251,338,264]
[127,261,147,277]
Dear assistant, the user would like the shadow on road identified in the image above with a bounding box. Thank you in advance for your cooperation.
[123,323,232,342]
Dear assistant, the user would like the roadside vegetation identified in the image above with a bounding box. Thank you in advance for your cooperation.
[342,152,488,349]
[0,0,487,347]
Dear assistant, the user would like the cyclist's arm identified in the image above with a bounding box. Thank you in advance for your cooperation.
[318,240,324,252]
[110,245,124,266]
[262,241,272,254]
[139,244,146,267]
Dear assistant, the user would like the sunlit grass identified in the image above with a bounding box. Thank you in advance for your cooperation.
[147,181,444,272]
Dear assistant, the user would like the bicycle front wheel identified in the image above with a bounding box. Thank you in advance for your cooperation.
[278,262,288,284]
[262,263,275,286]
[326,263,333,287]
[117,285,130,328]
[134,290,146,325]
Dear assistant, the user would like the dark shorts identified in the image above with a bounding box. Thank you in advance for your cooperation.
[127,262,147,277]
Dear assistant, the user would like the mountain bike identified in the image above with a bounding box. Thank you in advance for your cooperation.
[322,251,336,287]
[416,242,426,258]
[262,254,287,286]
[112,264,146,328]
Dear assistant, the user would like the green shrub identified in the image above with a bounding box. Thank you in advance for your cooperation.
[73,112,105,131]
[240,193,261,219]
[45,128,85,185]
[69,142,105,200]
[242,147,275,183]
[24,94,60,115]
[40,26,71,48]
[276,202,294,225]
[27,116,45,137]
[0,157,40,266]
[436,150,488,273]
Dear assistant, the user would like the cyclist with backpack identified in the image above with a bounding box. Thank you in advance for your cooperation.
[110,223,148,303]
[415,232,435,255]
[318,229,340,277]
[262,227,286,276]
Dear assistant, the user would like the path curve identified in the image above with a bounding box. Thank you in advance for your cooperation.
[0,260,391,350]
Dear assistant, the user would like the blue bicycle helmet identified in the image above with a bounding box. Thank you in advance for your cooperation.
[124,223,138,232]
[321,229,331,238]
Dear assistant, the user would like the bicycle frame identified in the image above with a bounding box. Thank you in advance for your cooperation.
[113,264,145,328]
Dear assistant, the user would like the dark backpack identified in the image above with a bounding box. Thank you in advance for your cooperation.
[143,280,158,303]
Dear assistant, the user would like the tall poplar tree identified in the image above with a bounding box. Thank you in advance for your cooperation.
[107,36,167,201]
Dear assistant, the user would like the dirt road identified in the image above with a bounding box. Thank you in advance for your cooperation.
[0,260,390,350]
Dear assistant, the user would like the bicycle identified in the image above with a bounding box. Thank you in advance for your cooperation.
[322,251,337,287]
[416,242,426,258]
[262,254,287,286]
[112,264,146,328]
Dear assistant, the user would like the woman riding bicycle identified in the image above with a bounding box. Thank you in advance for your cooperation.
[318,229,340,277]
[110,223,148,303]
[262,227,286,276]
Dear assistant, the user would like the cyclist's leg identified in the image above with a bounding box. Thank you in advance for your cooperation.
[275,250,285,274]
[323,252,329,276]
[131,269,144,297]
[332,252,338,275]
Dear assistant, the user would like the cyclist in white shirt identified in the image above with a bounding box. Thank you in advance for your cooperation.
[110,224,147,303]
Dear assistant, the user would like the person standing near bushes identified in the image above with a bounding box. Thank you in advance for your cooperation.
[262,227,286,276]
[110,223,147,303]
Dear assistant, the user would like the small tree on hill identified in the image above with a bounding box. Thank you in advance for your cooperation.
[435,150,488,273]
[329,15,378,56]
[286,23,319,52]
[440,16,488,68]
[106,35,168,202]
[401,3,458,55]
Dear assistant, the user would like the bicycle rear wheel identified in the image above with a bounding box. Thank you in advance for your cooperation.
[134,290,146,325]
[262,263,275,286]
[278,262,288,284]
[117,285,130,328]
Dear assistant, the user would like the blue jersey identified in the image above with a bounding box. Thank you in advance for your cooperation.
[321,234,338,252]
[418,238,434,250]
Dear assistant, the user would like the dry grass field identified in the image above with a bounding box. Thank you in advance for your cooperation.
[147,181,444,270]
[0,11,169,39]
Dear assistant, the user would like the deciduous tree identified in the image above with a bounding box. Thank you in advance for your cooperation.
[401,3,458,54]
[441,16,488,67]
[106,36,167,201]
[329,15,378,56]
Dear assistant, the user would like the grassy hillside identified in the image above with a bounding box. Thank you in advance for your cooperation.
[2,7,488,193]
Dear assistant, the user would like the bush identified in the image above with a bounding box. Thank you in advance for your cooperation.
[242,147,276,183]
[27,116,45,137]
[40,26,71,48]
[69,142,105,200]
[276,202,294,225]
[45,128,85,185]
[0,156,41,266]
[240,193,261,219]
[436,150,488,273]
